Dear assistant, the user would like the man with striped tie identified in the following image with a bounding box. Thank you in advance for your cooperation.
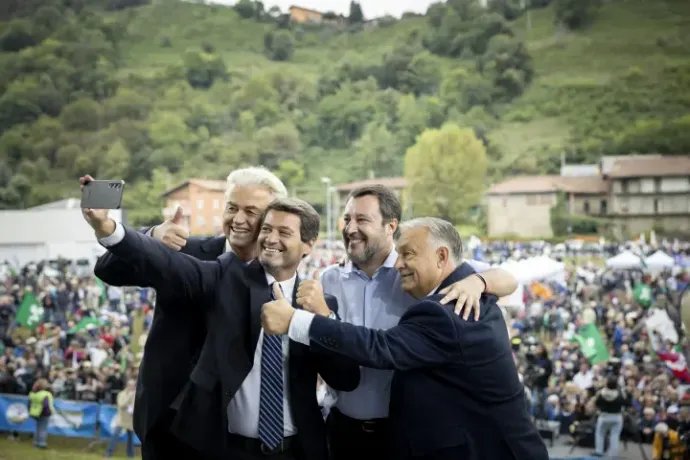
[85,196,361,460]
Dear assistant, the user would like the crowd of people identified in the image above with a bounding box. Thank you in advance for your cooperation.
[1,169,689,459]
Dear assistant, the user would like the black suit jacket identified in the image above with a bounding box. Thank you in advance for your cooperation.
[94,230,226,442]
[308,263,548,460]
[101,225,360,459]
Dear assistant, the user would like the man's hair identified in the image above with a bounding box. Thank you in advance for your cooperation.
[399,217,463,264]
[262,197,320,243]
[346,185,402,223]
[225,166,288,202]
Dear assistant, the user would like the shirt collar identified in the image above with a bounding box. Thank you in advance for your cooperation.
[343,247,398,274]
[265,272,297,299]
[225,240,254,265]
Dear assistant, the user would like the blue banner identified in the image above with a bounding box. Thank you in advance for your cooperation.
[50,398,98,438]
[0,393,33,433]
[0,394,98,437]
[98,404,141,446]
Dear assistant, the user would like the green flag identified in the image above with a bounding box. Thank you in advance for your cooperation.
[634,283,652,308]
[69,317,104,334]
[15,292,44,330]
[571,323,610,365]
[94,278,107,306]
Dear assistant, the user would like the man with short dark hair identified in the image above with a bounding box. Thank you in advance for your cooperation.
[263,217,547,460]
[294,185,520,459]
[82,194,360,460]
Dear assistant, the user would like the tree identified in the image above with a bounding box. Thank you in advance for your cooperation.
[404,124,487,223]
[554,0,600,30]
[353,121,401,178]
[348,1,364,24]
[266,30,295,62]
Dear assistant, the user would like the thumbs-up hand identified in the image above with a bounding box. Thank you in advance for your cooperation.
[261,283,296,335]
[151,206,190,251]
[296,271,330,317]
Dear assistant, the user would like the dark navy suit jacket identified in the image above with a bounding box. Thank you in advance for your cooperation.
[98,225,360,459]
[308,263,548,460]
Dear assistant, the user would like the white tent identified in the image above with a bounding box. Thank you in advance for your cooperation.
[644,250,675,271]
[606,251,643,270]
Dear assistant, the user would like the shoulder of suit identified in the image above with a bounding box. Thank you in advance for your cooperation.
[402,297,455,320]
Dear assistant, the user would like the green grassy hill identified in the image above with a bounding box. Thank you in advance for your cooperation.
[0,0,688,224]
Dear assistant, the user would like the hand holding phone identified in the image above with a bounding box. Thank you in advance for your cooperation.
[79,175,122,237]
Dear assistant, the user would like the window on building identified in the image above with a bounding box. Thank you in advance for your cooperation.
[197,215,205,226]
[583,201,590,214]
[654,199,660,214]
[654,178,662,193]
[526,195,538,205]
[197,200,204,210]
[600,200,607,215]
[621,179,628,193]
[213,199,220,210]
[214,216,221,227]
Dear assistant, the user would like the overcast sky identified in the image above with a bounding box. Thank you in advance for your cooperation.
[209,0,437,19]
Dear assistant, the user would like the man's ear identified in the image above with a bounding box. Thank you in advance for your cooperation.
[437,247,450,267]
[387,219,399,237]
[301,239,315,259]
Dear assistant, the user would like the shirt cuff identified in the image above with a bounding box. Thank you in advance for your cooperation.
[288,309,316,345]
[98,221,125,247]
[145,226,155,237]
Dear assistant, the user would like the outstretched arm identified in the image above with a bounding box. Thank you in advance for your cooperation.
[289,301,458,371]
[94,220,222,304]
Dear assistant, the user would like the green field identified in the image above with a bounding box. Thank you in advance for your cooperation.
[0,435,141,460]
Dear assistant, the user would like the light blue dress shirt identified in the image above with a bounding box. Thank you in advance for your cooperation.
[316,249,490,420]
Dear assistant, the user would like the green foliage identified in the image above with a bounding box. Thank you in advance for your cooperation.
[348,1,364,24]
[264,29,294,62]
[405,123,487,223]
[0,0,687,227]
[554,0,600,30]
[549,192,603,236]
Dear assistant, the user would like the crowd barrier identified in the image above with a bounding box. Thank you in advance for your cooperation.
[0,393,141,445]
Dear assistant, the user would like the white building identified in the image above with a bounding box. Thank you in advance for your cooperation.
[0,200,123,268]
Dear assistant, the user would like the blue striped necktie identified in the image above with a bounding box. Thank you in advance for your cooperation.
[258,283,284,449]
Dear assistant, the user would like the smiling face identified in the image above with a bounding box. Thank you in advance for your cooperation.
[342,194,395,269]
[257,210,313,278]
[394,226,449,299]
[222,184,275,255]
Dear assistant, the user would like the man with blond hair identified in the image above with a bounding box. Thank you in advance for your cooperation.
[93,166,288,460]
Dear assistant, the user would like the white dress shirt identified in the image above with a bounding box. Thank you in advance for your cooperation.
[98,221,297,438]
[227,273,298,437]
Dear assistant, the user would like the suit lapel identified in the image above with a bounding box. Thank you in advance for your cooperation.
[246,261,270,350]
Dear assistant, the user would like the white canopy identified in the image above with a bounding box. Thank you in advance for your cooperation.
[499,256,566,285]
[606,251,643,270]
[644,250,675,270]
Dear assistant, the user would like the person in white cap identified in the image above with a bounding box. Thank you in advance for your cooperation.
[652,421,685,460]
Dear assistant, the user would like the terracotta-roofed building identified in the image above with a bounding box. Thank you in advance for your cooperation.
[604,155,690,237]
[161,179,227,235]
[288,5,324,23]
[486,176,609,237]
[486,154,690,238]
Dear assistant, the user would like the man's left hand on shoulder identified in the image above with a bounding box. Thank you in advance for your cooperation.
[438,274,486,321]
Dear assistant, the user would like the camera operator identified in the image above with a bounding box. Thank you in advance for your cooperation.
[652,422,685,460]
[593,376,628,458]
[529,344,553,418]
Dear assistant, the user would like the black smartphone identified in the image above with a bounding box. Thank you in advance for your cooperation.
[81,180,125,209]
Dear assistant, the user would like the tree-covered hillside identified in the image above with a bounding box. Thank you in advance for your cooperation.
[0,0,688,226]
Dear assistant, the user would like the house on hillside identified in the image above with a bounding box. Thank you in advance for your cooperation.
[161,179,226,235]
[486,155,690,239]
[288,5,324,23]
